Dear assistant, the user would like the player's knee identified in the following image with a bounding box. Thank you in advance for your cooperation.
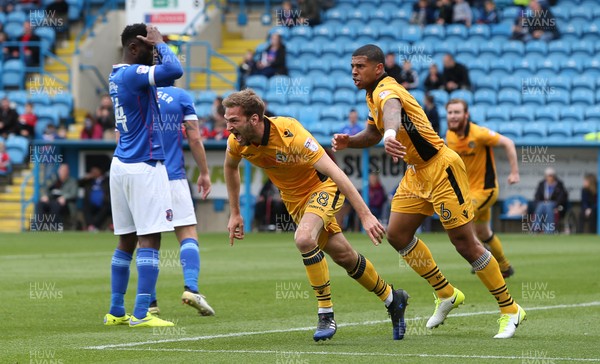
[294,234,317,252]
[386,229,412,249]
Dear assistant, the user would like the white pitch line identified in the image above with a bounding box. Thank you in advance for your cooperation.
[84,301,600,350]
[107,348,600,362]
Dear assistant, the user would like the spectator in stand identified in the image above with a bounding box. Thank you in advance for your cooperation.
[56,125,67,139]
[202,99,229,140]
[442,54,471,92]
[79,165,111,231]
[436,0,454,25]
[424,63,443,91]
[238,49,257,90]
[95,94,115,131]
[423,94,440,135]
[453,0,473,27]
[255,33,288,78]
[1,2,16,15]
[277,1,296,27]
[36,163,78,229]
[533,167,568,234]
[45,0,69,42]
[0,98,19,138]
[298,0,321,26]
[384,52,402,85]
[18,102,37,138]
[340,109,363,136]
[13,22,41,67]
[80,114,103,140]
[399,60,419,90]
[254,179,290,231]
[410,0,437,26]
[0,141,11,177]
[16,0,41,12]
[0,31,10,60]
[522,0,559,41]
[478,0,500,24]
[368,173,387,221]
[579,173,597,234]
[42,123,59,141]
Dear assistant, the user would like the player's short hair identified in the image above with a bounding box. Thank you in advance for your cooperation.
[223,89,265,120]
[446,98,469,113]
[121,23,147,47]
[352,44,385,65]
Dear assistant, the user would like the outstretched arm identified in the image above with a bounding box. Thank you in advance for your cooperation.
[224,153,244,245]
[313,153,386,245]
[496,135,519,184]
[332,123,382,151]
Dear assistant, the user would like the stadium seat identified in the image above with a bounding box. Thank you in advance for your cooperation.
[497,89,521,106]
[325,7,347,22]
[560,58,584,78]
[34,27,56,54]
[545,89,569,106]
[522,122,547,139]
[585,105,600,120]
[525,41,548,56]
[445,24,468,41]
[391,6,411,21]
[478,41,502,57]
[473,75,499,92]
[547,122,573,139]
[547,40,571,55]
[468,24,490,42]
[5,135,29,164]
[356,25,379,43]
[537,56,563,73]
[296,104,322,126]
[573,122,597,138]
[499,195,529,224]
[562,21,583,41]
[194,103,211,118]
[320,105,347,123]
[560,106,584,122]
[378,25,400,43]
[582,21,600,41]
[411,90,425,105]
[265,89,287,105]
[423,24,446,42]
[499,75,522,92]
[502,41,525,57]
[6,10,26,24]
[310,89,333,108]
[29,93,51,108]
[571,40,595,58]
[489,58,513,74]
[510,106,534,123]
[309,122,332,137]
[473,89,497,106]
[571,75,595,91]
[486,106,510,122]
[455,40,479,57]
[2,60,26,89]
[287,58,308,74]
[547,75,571,93]
[334,77,357,92]
[428,90,448,108]
[469,105,485,123]
[370,5,394,22]
[514,56,541,73]
[36,107,59,125]
[571,88,595,106]
[497,122,522,139]
[449,90,473,105]
[521,91,545,106]
[479,121,498,132]
[311,75,334,93]
[570,6,592,22]
[535,106,559,123]
[491,23,512,37]
[7,90,28,107]
[333,89,356,107]
[269,26,290,41]
[290,26,313,41]
[347,7,370,22]
[401,25,422,43]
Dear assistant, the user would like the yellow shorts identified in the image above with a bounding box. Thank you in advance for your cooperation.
[471,188,498,223]
[391,146,473,230]
[283,179,344,248]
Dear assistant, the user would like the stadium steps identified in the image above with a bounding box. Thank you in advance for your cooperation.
[190,29,262,93]
[66,108,88,139]
[0,170,34,232]
[25,38,80,96]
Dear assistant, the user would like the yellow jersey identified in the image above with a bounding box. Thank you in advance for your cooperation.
[366,75,445,166]
[445,121,501,191]
[227,116,328,199]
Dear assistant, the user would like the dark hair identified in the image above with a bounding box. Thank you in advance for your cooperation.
[121,23,147,47]
[425,95,434,103]
[222,89,265,120]
[352,44,385,65]
[446,98,469,112]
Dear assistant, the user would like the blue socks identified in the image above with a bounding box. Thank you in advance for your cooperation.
[180,238,200,293]
[109,249,132,317]
[133,248,160,319]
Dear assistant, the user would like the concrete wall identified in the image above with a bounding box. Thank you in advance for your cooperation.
[72,11,125,114]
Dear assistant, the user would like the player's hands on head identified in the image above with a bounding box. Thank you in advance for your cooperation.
[137,25,163,46]
[360,213,386,246]
[197,174,212,199]
[383,137,406,163]
[227,214,245,246]
[331,134,349,152]
[507,172,520,185]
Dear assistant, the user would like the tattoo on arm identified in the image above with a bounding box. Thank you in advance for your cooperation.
[382,98,403,132]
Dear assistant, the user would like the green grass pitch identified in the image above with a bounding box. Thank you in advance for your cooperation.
[2,232,600,363]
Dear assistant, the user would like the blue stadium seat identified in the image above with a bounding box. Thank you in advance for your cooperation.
[325,7,347,22]
[194,103,211,118]
[321,41,345,57]
[356,25,379,43]
[449,90,473,105]
[510,106,534,123]
[473,75,499,92]
[465,57,491,73]
[307,58,330,73]
[560,58,584,78]
[333,89,356,107]
[371,5,394,22]
[347,7,370,22]
[276,106,299,119]
[502,41,525,57]
[497,122,522,139]
[521,122,547,142]
[434,42,457,58]
[34,27,56,54]
[571,40,595,57]
[6,10,26,23]
[571,75,595,91]
[301,42,322,57]
[560,106,584,122]
[309,123,332,137]
[570,7,593,22]
[469,105,485,123]
[402,25,422,43]
[8,90,28,107]
[378,25,400,43]
[29,93,51,108]
[411,90,425,105]
[444,24,467,42]
[490,23,512,37]
[313,24,335,42]
[290,26,313,40]
[5,135,29,164]
[320,105,347,123]
[455,40,479,57]
[489,58,513,75]
[478,40,502,57]
[537,56,563,73]
[547,122,573,139]
[265,89,287,105]
[585,106,600,120]
[36,106,59,125]
[310,89,333,107]
[423,24,446,42]
[583,21,600,41]
[428,89,448,108]
[585,57,600,78]
[545,89,569,106]
[468,24,490,42]
[296,104,322,126]
[525,41,548,56]
[269,26,290,41]
[513,55,542,73]
[571,88,595,106]
[473,89,497,106]
[499,75,522,92]
[573,122,597,139]
[522,91,545,106]
[497,89,521,106]
[2,60,26,89]
[535,106,559,123]
[547,75,571,93]
[562,21,583,40]
[486,106,509,122]
[547,40,571,55]
[287,57,308,74]
[391,6,411,21]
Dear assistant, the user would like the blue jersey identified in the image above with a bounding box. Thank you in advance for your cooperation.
[109,43,183,163]
[157,86,198,180]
